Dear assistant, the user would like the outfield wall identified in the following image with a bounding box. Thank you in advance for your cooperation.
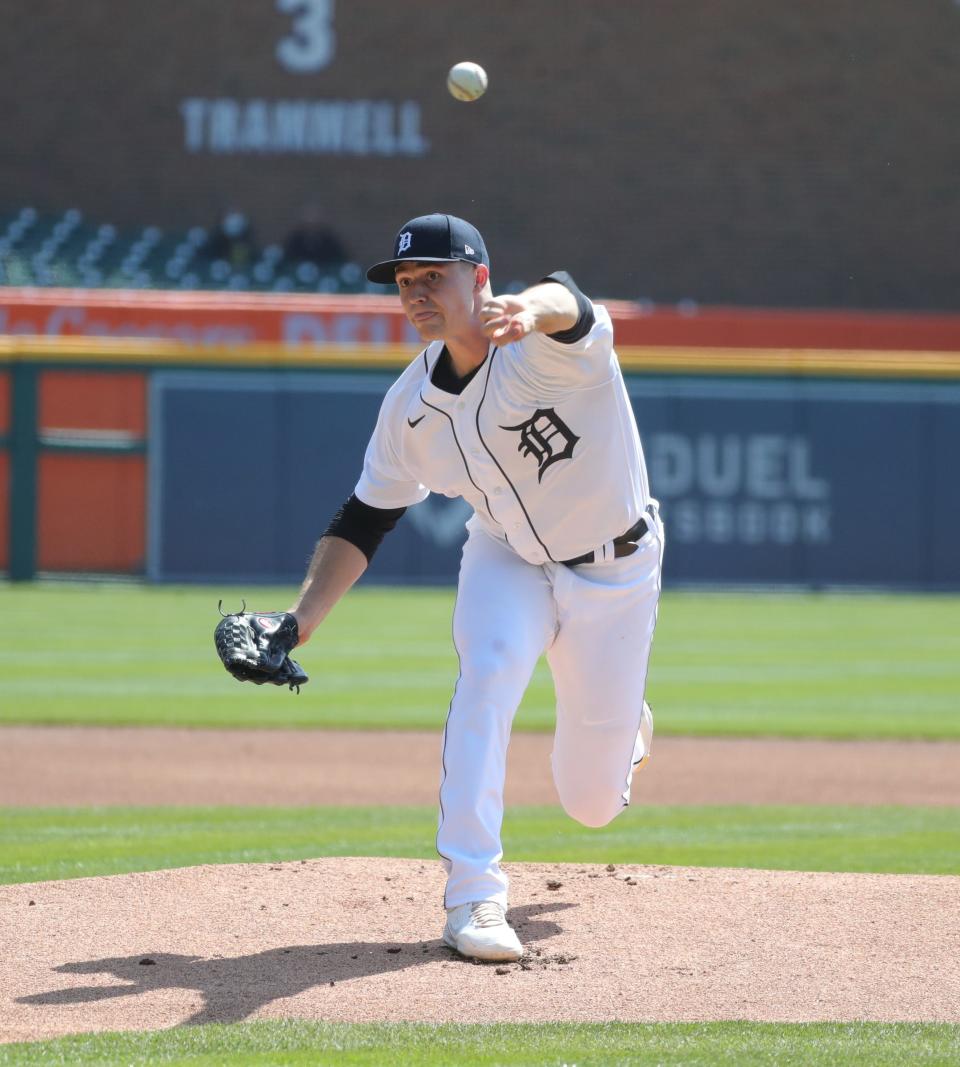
[148,368,960,589]
[3,296,959,588]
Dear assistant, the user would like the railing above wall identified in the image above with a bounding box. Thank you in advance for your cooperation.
[2,334,960,381]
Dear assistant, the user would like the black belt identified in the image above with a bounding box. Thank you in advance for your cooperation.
[561,516,649,567]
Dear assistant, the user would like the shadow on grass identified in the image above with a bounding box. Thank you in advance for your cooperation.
[17,902,571,1026]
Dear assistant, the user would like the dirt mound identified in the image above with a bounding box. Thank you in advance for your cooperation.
[2,857,958,1043]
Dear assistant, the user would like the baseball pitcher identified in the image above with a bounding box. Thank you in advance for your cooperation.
[216,214,664,962]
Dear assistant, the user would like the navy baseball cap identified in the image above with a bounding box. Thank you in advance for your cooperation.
[366,213,489,284]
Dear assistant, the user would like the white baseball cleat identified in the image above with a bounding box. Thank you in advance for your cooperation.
[443,901,524,961]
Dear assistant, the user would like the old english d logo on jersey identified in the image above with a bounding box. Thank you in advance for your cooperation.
[500,408,580,482]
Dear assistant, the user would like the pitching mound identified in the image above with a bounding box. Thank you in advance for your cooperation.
[3,857,958,1043]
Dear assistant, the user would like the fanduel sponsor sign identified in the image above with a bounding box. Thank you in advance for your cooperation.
[648,433,831,547]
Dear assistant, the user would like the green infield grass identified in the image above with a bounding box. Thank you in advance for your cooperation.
[2,1021,959,1067]
[1,583,958,738]
[2,804,957,885]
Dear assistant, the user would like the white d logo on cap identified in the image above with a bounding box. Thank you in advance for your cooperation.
[397,231,413,254]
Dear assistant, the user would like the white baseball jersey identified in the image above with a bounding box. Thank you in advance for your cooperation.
[354,302,651,564]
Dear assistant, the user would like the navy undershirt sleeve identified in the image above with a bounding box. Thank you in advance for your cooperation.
[540,270,595,344]
[324,493,406,562]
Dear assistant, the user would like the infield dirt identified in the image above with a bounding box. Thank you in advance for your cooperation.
[3,727,959,806]
[2,857,959,1043]
[3,729,958,1042]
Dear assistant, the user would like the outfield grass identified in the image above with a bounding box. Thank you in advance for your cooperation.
[2,1021,959,1067]
[2,804,957,885]
[3,584,956,1065]
[1,583,958,738]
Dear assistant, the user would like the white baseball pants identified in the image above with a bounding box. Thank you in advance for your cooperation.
[437,505,664,909]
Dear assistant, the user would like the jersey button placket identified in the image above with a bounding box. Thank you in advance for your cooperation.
[467,405,525,549]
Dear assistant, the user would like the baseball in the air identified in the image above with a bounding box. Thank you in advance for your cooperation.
[447,61,488,102]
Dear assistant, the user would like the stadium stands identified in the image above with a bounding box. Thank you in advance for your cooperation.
[0,207,375,295]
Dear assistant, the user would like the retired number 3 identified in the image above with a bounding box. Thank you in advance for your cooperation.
[275,0,336,73]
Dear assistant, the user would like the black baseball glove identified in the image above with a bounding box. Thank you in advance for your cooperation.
[214,601,308,692]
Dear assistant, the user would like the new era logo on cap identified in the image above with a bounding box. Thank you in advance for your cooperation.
[367,213,489,284]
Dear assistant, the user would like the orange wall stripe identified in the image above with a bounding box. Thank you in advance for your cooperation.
[39,372,147,434]
[3,288,960,350]
[37,454,145,573]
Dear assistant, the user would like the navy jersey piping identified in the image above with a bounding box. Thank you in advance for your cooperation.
[475,349,556,563]
[417,392,498,527]
[435,579,462,905]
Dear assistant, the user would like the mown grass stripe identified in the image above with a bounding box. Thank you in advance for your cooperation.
[2,584,958,738]
[1,805,957,885]
[2,1020,959,1067]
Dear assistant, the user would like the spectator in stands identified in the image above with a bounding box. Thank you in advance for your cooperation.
[283,203,348,269]
[204,208,257,269]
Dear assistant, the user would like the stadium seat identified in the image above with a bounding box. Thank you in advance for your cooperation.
[0,206,364,294]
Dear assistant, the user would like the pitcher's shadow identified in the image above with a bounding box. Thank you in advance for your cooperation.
[17,901,572,1026]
